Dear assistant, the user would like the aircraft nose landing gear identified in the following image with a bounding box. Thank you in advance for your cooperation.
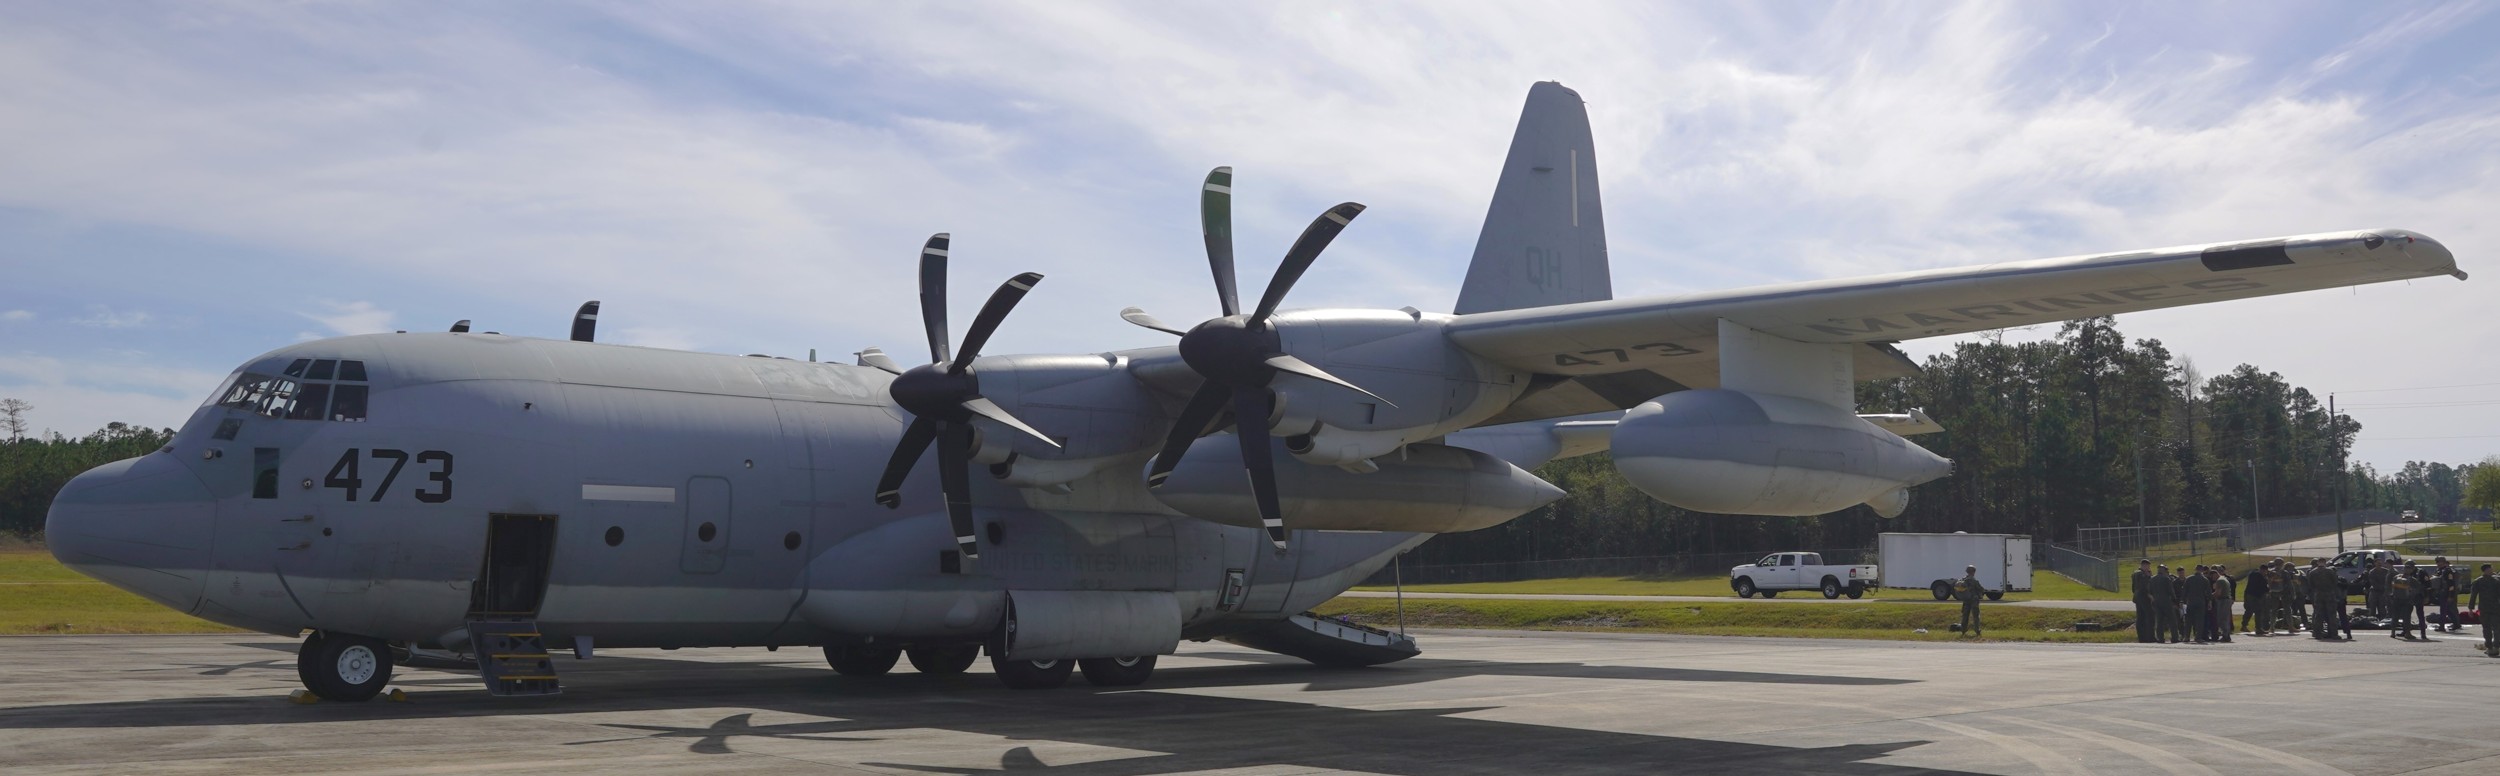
[297,631,394,702]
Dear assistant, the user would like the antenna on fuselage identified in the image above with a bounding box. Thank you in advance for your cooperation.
[449,320,471,333]
[571,301,600,342]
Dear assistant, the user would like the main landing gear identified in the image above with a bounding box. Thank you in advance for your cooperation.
[297,631,394,702]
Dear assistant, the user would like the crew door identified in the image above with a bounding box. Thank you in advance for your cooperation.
[472,513,558,618]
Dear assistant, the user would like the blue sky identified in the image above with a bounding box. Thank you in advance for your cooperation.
[2,1,2496,472]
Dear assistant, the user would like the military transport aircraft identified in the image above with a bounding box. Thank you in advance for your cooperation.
[45,82,2465,702]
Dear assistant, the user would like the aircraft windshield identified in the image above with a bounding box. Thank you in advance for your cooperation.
[218,359,369,422]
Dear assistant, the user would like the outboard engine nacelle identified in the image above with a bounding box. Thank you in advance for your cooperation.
[1611,389,1950,517]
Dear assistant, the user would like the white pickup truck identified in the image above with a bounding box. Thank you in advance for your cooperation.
[1730,552,1880,599]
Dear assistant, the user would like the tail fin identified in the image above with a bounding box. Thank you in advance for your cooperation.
[1453,81,1611,315]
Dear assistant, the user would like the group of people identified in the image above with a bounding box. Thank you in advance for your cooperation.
[2128,555,2500,655]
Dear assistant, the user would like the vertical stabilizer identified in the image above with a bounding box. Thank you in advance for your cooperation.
[1454,82,1611,314]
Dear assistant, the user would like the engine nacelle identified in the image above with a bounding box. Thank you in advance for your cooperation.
[1611,389,1951,517]
[1149,439,1564,533]
[960,353,1161,489]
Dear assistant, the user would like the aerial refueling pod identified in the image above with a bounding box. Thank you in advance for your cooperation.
[1149,440,1564,533]
[1610,389,1951,518]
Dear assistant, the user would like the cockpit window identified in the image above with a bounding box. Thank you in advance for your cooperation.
[329,384,368,422]
[218,360,370,422]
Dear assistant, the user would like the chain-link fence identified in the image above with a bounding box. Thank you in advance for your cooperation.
[2069,510,2406,559]
[1358,548,1874,587]
[2043,543,2119,591]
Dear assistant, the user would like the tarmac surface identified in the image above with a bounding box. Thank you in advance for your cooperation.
[4,630,2496,775]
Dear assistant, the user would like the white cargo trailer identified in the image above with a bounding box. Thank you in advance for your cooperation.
[1877,532,2033,601]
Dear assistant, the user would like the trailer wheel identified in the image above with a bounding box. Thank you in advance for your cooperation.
[1821,578,1842,599]
[1761,590,1779,598]
[1986,591,2004,601]
[1930,581,1951,601]
[1845,583,1864,600]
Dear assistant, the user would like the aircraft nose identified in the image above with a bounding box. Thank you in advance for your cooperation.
[46,452,218,614]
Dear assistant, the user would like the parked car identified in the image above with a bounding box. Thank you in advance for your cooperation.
[1729,552,1880,599]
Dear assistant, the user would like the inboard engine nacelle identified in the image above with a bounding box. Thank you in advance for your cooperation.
[1150,439,1564,533]
[1610,389,1951,518]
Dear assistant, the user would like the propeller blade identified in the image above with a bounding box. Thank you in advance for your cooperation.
[1146,382,1233,488]
[1119,307,1188,336]
[570,301,600,342]
[961,396,1059,448]
[919,233,952,364]
[1263,354,1397,407]
[450,320,471,333]
[856,347,905,375]
[1250,202,1366,325]
[874,416,939,508]
[1232,390,1288,550]
[1202,166,1240,317]
[949,272,1043,372]
[937,422,979,559]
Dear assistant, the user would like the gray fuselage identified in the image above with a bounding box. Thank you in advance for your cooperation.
[45,332,1418,651]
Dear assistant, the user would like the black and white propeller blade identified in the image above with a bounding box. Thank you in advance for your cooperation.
[871,233,1055,562]
[571,301,600,342]
[1132,167,1382,550]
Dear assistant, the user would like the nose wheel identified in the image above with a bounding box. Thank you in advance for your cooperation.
[297,631,394,702]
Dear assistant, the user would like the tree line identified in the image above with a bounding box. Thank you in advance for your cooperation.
[0,402,176,537]
[1407,318,2494,567]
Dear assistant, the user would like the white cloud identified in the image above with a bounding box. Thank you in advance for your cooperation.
[299,300,395,336]
[67,306,149,329]
[0,310,31,322]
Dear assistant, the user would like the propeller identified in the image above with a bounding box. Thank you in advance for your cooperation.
[871,233,1058,562]
[1123,167,1385,550]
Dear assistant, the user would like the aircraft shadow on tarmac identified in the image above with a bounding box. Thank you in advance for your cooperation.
[1,639,1965,775]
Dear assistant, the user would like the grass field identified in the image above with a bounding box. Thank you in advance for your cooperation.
[1314,597,2137,643]
[1351,569,2129,601]
[0,549,244,635]
[2395,523,2500,556]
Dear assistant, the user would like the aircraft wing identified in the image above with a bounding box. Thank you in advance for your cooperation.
[1450,229,2462,423]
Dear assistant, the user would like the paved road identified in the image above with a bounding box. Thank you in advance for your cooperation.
[1339,590,2140,612]
[2247,522,2438,558]
[4,632,2495,775]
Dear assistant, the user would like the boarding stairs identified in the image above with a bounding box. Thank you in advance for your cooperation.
[464,619,561,696]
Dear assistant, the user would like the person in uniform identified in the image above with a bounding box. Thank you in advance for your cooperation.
[2220,563,2240,640]
[2389,561,2419,640]
[2150,563,2178,643]
[2436,567,2461,633]
[1954,565,1985,637]
[2131,559,2156,643]
[2366,558,2394,619]
[2268,560,2296,634]
[2309,558,2346,641]
[2470,564,2500,656]
[2285,560,2310,634]
[2183,565,2210,644]
[2243,560,2273,635]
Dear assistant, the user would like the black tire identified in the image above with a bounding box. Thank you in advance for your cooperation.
[1078,655,1157,687]
[1985,591,2005,601]
[1733,578,1757,599]
[990,654,1074,690]
[1762,590,1779,598]
[1931,581,1951,601]
[905,644,981,676]
[298,631,392,702]
[1845,583,1865,600]
[1822,578,1843,599]
[825,645,902,676]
